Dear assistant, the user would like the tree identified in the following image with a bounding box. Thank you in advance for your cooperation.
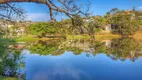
[0,0,90,21]
[86,21,96,40]
[29,40,62,55]
[110,8,119,14]
[0,4,25,20]
[58,19,73,35]
[28,22,57,37]
[110,38,142,61]
[72,15,84,34]
[108,8,140,35]
[92,16,107,30]
[0,40,24,78]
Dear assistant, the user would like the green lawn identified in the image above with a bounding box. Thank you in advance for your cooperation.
[14,35,40,42]
[67,34,120,41]
[95,34,120,40]
[0,76,21,80]
[67,35,90,40]
[13,34,121,42]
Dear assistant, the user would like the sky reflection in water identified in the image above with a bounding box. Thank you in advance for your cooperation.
[1,38,142,80]
[23,50,142,80]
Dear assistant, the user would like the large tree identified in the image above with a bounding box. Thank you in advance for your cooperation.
[110,38,142,61]
[28,22,58,37]
[0,0,90,21]
[0,4,24,20]
[107,8,140,35]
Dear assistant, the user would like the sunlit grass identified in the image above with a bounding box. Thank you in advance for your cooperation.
[14,33,121,42]
[15,35,40,42]
[133,30,142,42]
[67,35,90,40]
[95,33,120,41]
[0,76,20,80]
[67,33,120,41]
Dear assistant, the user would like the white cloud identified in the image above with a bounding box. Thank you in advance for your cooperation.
[26,13,50,22]
[25,13,69,22]
[138,6,142,10]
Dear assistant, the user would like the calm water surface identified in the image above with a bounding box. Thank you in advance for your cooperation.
[23,51,142,80]
[1,38,142,80]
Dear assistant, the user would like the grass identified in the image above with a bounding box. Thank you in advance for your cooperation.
[14,35,40,42]
[13,33,121,42]
[95,33,120,41]
[67,35,90,40]
[133,30,142,42]
[67,33,120,41]
[14,35,62,42]
[0,76,21,80]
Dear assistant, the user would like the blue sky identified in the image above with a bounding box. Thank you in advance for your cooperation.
[17,0,142,21]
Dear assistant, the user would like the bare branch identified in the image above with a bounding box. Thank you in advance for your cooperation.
[0,0,91,21]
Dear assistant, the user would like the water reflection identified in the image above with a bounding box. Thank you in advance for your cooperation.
[1,38,142,80]
[0,40,25,79]
[27,38,142,61]
[28,40,62,56]
[91,38,142,61]
[109,38,142,61]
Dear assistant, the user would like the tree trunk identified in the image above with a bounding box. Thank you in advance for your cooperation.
[42,33,46,37]
[89,33,95,41]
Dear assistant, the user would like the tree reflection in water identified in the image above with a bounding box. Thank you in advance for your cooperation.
[0,38,142,79]
[28,39,88,56]
[27,38,142,62]
[0,40,25,79]
[90,38,142,61]
[110,38,142,62]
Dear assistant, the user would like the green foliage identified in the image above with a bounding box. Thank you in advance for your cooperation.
[0,76,21,80]
[67,35,90,40]
[120,20,140,35]
[66,47,82,55]
[72,15,84,34]
[0,32,4,38]
[29,40,61,55]
[58,19,73,35]
[92,16,107,29]
[94,28,101,33]
[110,38,142,61]
[90,41,109,55]
[15,35,40,42]
[28,22,58,37]
[28,22,46,36]
[0,40,24,78]
[107,8,140,35]
[85,21,96,40]
[72,15,84,27]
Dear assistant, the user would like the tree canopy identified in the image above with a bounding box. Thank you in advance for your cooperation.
[0,0,90,21]
[107,8,140,35]
[28,22,58,37]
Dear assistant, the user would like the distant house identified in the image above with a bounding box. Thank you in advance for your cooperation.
[83,18,94,23]
[104,25,111,31]
[101,40,112,48]
[0,20,8,29]
[0,20,34,36]
[103,24,118,32]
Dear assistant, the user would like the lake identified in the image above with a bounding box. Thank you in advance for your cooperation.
[0,38,142,80]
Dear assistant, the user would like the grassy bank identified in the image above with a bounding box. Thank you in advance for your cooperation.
[133,30,142,42]
[0,76,20,80]
[67,35,90,40]
[13,33,121,42]
[14,35,40,42]
[67,33,120,41]
[95,34,120,40]
[14,35,63,42]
